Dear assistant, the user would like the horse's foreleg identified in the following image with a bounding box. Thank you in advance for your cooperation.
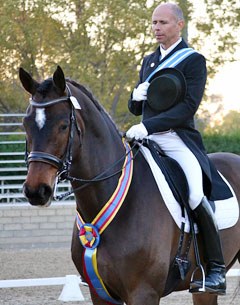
[192,293,218,305]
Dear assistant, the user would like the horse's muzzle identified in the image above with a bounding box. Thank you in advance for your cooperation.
[23,182,53,207]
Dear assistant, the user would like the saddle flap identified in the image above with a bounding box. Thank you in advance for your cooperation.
[143,139,189,210]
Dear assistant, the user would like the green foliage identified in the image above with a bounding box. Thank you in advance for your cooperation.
[203,131,240,154]
[0,138,25,154]
[202,110,240,154]
[0,0,239,130]
[0,0,155,122]
[219,111,240,134]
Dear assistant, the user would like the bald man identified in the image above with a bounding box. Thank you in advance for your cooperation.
[127,2,232,295]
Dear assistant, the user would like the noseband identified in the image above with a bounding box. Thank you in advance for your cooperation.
[27,151,63,169]
[26,84,82,177]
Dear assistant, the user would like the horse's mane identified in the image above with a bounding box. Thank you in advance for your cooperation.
[67,78,121,137]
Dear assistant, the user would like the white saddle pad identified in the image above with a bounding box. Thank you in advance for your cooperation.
[140,145,239,233]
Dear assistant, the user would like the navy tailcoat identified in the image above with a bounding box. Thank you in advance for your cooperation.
[128,39,232,201]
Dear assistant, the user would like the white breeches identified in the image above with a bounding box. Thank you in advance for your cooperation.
[148,131,204,210]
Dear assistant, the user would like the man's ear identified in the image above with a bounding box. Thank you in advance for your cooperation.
[178,20,185,31]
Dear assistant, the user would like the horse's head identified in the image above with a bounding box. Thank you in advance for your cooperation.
[19,66,82,206]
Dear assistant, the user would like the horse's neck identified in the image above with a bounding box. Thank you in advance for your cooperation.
[73,118,125,222]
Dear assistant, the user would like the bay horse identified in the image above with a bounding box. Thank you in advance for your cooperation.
[19,66,240,305]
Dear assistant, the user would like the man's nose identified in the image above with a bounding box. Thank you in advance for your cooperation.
[154,23,161,30]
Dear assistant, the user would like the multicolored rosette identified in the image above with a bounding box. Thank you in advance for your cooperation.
[79,224,100,249]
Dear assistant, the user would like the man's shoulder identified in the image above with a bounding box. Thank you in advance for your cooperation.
[180,40,205,59]
[185,50,206,64]
[174,41,206,65]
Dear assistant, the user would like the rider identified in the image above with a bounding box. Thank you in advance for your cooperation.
[126,2,232,295]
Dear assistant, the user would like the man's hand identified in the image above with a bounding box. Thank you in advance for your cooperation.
[132,82,150,101]
[126,123,148,140]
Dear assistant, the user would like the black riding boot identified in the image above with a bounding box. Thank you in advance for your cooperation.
[189,196,226,295]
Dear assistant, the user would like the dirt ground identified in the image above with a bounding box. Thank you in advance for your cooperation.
[0,248,239,305]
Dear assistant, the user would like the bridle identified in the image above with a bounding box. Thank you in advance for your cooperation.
[26,84,81,180]
[25,83,140,200]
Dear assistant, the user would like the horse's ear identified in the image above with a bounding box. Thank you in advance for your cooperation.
[53,66,66,94]
[19,67,39,95]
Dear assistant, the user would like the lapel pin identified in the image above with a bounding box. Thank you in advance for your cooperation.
[150,63,155,67]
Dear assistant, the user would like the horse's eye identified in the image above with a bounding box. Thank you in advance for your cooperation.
[59,121,69,131]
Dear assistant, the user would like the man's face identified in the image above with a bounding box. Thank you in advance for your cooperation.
[152,6,184,49]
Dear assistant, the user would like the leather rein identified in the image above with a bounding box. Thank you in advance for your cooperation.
[25,84,139,200]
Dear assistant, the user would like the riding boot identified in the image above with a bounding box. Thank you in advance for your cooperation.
[189,196,226,295]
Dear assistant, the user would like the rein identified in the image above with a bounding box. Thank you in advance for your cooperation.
[55,141,140,200]
[26,84,140,200]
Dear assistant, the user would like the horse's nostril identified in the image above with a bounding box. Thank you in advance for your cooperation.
[23,183,53,205]
[39,184,52,199]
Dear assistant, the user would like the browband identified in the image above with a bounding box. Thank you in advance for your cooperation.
[29,84,71,108]
[29,84,81,110]
[29,96,69,108]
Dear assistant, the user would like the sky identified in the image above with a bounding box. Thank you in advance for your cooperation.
[208,61,240,113]
[189,0,240,114]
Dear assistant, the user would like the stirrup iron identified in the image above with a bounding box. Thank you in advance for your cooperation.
[189,264,206,292]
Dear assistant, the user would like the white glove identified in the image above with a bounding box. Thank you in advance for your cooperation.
[132,82,150,101]
[126,123,148,140]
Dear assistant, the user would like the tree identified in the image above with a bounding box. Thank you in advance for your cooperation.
[0,0,154,122]
[54,0,155,125]
[190,0,240,77]
[0,0,70,111]
[0,0,239,130]
[219,110,240,134]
